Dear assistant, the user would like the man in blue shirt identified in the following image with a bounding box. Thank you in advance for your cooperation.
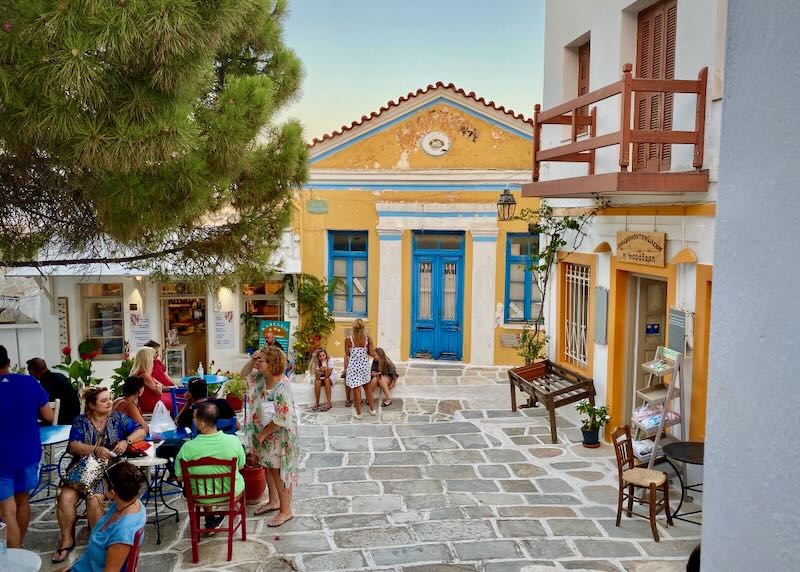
[0,345,53,548]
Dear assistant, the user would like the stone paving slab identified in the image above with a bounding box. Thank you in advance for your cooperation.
[28,364,698,571]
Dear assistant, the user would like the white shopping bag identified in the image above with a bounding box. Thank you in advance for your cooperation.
[150,401,177,435]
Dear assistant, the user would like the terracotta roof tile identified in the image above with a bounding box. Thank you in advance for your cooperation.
[309,82,533,147]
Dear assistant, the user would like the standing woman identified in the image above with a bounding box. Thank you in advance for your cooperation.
[130,347,173,414]
[243,346,299,527]
[344,318,377,419]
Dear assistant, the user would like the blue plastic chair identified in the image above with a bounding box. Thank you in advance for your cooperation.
[190,417,237,438]
[171,387,189,419]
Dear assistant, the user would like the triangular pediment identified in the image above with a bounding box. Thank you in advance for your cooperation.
[308,83,533,171]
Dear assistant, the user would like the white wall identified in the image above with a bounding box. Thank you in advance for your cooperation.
[702,1,800,569]
[542,0,726,202]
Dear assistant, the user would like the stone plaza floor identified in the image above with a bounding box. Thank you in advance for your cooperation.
[26,363,701,571]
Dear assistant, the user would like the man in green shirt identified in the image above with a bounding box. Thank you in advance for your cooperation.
[175,402,245,531]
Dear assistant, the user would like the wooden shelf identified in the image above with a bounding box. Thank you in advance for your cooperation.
[641,359,674,377]
[637,383,681,404]
[632,415,681,435]
[632,434,679,462]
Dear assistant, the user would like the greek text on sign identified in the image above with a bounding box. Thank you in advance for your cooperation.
[616,231,666,267]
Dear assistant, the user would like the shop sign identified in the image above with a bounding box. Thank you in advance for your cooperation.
[307,199,328,214]
[616,231,666,267]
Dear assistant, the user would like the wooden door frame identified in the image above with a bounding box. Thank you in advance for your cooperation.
[690,264,713,440]
[410,231,465,360]
[605,257,677,440]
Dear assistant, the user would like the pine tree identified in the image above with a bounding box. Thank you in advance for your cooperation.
[0,0,307,284]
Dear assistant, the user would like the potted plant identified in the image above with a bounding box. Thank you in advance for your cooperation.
[56,340,103,393]
[575,400,611,448]
[241,457,267,504]
[285,273,337,373]
[110,341,133,398]
[240,312,261,355]
[221,375,246,411]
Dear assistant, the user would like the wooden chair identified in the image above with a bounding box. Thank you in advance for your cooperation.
[121,527,145,572]
[612,425,672,541]
[180,456,246,563]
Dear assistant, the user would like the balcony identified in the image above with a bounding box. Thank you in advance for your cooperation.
[522,64,709,198]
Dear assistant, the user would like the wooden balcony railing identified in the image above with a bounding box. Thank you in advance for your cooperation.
[532,63,708,182]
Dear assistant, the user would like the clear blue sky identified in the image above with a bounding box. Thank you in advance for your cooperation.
[276,0,545,142]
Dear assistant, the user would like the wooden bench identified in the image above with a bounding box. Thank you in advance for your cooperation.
[508,360,596,444]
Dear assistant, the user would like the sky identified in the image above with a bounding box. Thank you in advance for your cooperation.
[275,0,545,142]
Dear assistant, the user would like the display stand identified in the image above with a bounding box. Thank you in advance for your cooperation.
[165,344,186,379]
[631,346,686,471]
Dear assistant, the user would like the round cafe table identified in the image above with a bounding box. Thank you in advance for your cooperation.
[7,547,42,571]
[128,456,180,545]
[663,441,704,524]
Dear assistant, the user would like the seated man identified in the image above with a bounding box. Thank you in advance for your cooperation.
[27,358,80,425]
[176,377,238,431]
[175,402,245,530]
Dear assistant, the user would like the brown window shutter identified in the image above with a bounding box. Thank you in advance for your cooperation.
[576,42,590,135]
[633,0,677,173]
[660,0,678,170]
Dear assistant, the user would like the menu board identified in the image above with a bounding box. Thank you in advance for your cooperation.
[129,312,152,350]
[214,311,235,349]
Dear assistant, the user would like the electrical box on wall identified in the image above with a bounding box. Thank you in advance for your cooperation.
[594,286,609,345]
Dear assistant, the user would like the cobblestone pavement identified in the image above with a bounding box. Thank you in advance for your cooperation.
[27,363,700,571]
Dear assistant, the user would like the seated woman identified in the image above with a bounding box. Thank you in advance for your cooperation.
[113,376,148,434]
[58,461,147,572]
[370,347,399,407]
[52,387,146,564]
[130,347,173,414]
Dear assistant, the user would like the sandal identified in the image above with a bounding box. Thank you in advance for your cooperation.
[345,400,352,408]
[321,403,332,412]
[382,399,392,407]
[267,514,294,528]
[254,503,279,515]
[309,404,321,412]
[52,542,75,564]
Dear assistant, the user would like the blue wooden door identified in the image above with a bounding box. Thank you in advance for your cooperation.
[411,233,464,360]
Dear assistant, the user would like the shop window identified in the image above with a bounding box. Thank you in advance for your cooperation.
[81,283,124,358]
[328,231,368,316]
[563,262,591,369]
[242,281,284,349]
[505,234,542,322]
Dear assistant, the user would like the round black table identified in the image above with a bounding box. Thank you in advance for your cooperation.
[663,441,704,524]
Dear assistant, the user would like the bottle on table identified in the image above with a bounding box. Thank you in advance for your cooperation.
[197,362,204,378]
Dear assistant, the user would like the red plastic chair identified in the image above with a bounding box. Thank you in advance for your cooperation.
[180,456,246,563]
[122,527,145,572]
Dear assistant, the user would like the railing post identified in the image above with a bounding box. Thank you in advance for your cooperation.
[619,63,633,172]
[533,103,541,181]
[694,67,708,171]
[571,107,578,143]
[589,106,597,175]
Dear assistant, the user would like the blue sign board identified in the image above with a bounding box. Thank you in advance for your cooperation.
[259,320,291,353]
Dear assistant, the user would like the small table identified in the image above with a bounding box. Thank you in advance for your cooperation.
[7,548,42,571]
[31,425,72,502]
[663,441,704,524]
[129,456,180,544]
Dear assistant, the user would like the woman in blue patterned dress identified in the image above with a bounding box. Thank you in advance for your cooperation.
[52,387,146,564]
[243,346,299,527]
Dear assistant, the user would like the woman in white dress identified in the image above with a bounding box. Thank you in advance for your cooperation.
[344,318,377,419]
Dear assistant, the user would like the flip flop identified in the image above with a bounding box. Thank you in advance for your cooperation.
[52,542,75,564]
[321,403,332,411]
[345,400,353,408]
[254,504,280,515]
[267,514,294,527]
[308,404,321,412]
[382,399,392,407]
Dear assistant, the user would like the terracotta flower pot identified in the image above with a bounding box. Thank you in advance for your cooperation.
[241,465,267,503]
[225,395,243,412]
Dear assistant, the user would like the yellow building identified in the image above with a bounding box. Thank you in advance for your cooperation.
[296,82,537,365]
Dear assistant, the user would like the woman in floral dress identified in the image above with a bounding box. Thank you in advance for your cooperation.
[242,345,299,526]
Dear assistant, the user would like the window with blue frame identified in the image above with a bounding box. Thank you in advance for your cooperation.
[328,231,368,316]
[505,233,542,322]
